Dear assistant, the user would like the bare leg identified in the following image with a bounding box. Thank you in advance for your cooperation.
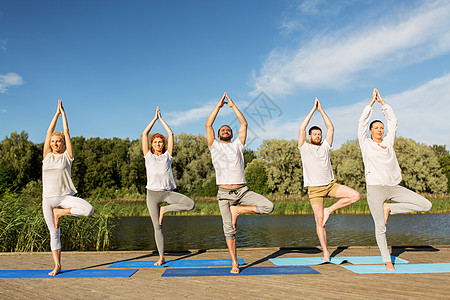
[226,239,240,274]
[154,255,166,266]
[159,206,165,226]
[383,202,390,224]
[52,208,72,229]
[229,205,256,229]
[48,248,62,276]
[324,185,360,226]
[385,261,395,271]
[311,204,330,262]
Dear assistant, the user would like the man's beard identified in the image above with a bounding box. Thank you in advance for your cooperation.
[310,139,321,145]
[219,135,232,142]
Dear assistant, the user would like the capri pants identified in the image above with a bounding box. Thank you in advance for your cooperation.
[42,195,94,251]
[367,185,432,262]
[146,189,195,256]
[217,185,274,240]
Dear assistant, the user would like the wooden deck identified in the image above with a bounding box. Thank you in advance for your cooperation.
[0,246,449,299]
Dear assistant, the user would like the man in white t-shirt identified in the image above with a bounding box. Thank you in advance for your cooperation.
[298,98,360,262]
[206,92,274,274]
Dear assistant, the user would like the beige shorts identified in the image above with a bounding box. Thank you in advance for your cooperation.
[307,180,341,205]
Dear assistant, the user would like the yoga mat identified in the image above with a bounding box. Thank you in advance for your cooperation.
[269,256,408,266]
[0,269,138,279]
[108,258,245,268]
[342,263,450,274]
[161,266,320,277]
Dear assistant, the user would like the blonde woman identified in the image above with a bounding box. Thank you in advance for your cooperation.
[42,100,93,276]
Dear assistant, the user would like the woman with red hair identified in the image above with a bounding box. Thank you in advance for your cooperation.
[142,106,195,266]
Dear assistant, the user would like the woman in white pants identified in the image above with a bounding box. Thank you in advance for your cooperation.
[142,106,195,266]
[358,88,431,271]
[42,100,94,276]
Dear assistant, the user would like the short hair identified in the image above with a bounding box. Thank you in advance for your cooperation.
[308,126,322,135]
[218,125,233,136]
[150,133,166,154]
[369,120,384,130]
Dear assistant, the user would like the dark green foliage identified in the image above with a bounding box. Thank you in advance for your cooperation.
[245,158,270,194]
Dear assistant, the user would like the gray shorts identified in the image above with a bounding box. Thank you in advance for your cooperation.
[217,185,274,240]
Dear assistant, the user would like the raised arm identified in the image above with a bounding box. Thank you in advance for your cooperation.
[377,90,397,146]
[43,101,61,158]
[206,93,226,147]
[298,98,318,148]
[317,99,334,147]
[142,107,159,156]
[59,101,73,159]
[358,88,377,145]
[157,108,174,156]
[225,93,247,146]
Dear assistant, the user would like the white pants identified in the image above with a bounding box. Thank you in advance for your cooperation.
[42,195,94,251]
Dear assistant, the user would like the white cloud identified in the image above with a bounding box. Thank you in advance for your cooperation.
[252,0,450,96]
[0,39,7,53]
[253,74,450,149]
[0,72,24,94]
[1,109,6,113]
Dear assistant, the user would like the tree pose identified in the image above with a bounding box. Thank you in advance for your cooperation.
[298,97,360,262]
[142,106,195,266]
[206,92,274,273]
[42,100,94,276]
[358,88,432,271]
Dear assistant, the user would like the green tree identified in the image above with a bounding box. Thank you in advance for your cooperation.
[430,144,450,193]
[395,137,447,193]
[0,131,41,194]
[245,158,270,194]
[331,140,366,193]
[258,139,303,194]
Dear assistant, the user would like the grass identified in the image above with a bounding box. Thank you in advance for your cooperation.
[94,194,450,217]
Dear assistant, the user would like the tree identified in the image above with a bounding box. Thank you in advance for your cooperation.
[258,139,304,194]
[430,144,450,193]
[0,131,41,194]
[245,158,270,194]
[331,140,366,193]
[395,137,447,193]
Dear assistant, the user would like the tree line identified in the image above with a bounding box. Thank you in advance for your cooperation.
[0,131,448,199]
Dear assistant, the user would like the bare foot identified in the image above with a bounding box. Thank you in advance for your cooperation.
[322,251,330,263]
[53,208,61,229]
[48,265,61,276]
[159,206,165,226]
[229,205,239,229]
[230,263,240,274]
[154,256,165,266]
[383,203,390,224]
[323,207,331,226]
[385,262,395,271]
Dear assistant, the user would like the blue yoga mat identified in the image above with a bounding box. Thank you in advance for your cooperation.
[342,263,450,274]
[0,269,138,279]
[161,266,320,277]
[108,258,245,268]
[269,256,409,266]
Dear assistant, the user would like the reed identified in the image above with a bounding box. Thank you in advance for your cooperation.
[0,193,114,252]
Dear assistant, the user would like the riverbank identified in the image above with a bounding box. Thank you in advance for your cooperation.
[94,194,450,217]
[1,246,449,299]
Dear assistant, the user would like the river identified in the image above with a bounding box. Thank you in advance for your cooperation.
[110,214,449,251]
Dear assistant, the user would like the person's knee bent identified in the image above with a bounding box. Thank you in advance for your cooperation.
[351,191,361,203]
[183,197,195,211]
[423,199,432,212]
[257,200,274,214]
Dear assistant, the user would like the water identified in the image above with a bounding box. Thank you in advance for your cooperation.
[110,214,450,251]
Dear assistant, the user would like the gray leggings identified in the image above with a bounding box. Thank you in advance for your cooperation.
[146,189,195,256]
[218,185,274,240]
[367,185,432,262]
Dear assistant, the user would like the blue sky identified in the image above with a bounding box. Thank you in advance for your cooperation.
[1,0,449,150]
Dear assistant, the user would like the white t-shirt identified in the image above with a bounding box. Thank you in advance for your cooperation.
[299,140,334,187]
[144,151,176,191]
[209,139,246,185]
[42,151,78,197]
[358,104,402,186]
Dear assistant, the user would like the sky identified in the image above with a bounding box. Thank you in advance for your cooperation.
[1,0,449,150]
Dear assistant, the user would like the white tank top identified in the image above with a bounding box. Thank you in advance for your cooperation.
[42,151,78,197]
[144,151,176,191]
[209,139,246,185]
